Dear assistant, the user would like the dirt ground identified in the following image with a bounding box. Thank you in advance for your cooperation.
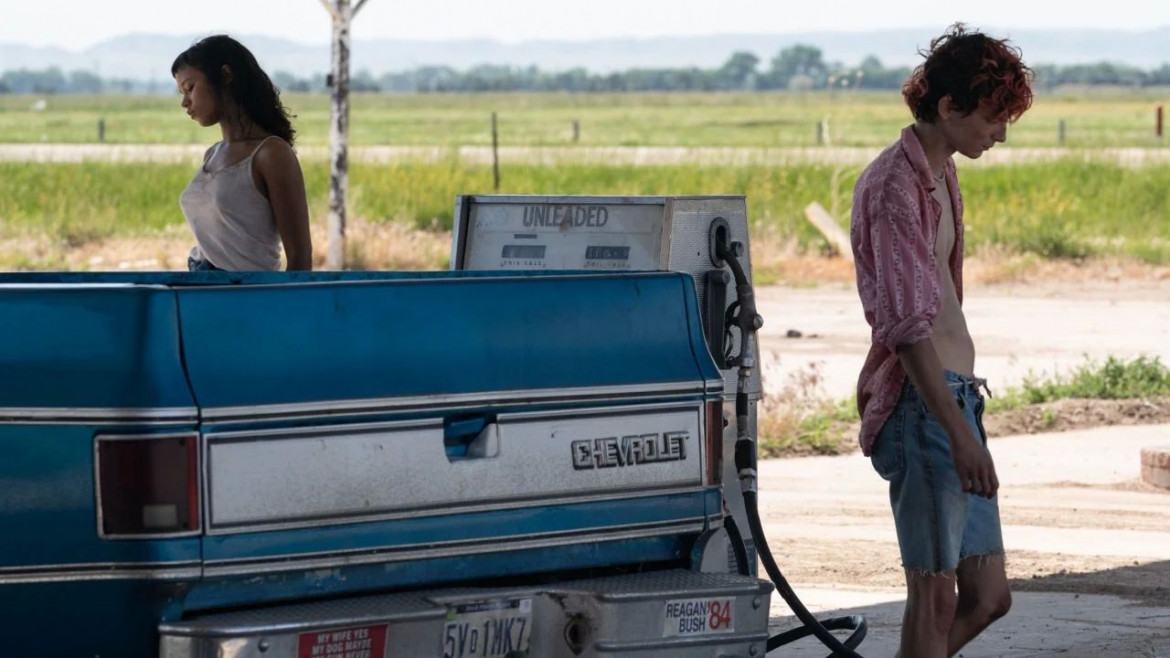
[756,423,1170,657]
[759,432,1170,606]
[984,396,1170,436]
[754,254,1170,429]
[752,263,1170,656]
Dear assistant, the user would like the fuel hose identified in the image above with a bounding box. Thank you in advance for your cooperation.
[714,231,868,657]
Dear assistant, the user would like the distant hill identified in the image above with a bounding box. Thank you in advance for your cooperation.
[2,28,1170,82]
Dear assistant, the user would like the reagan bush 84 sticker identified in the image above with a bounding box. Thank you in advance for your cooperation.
[663,597,735,637]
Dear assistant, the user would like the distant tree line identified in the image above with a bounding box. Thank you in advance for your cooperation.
[4,45,1170,95]
[0,68,162,95]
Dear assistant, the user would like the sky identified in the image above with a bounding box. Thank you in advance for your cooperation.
[3,0,1170,50]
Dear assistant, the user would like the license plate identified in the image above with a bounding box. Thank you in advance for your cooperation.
[297,623,388,658]
[442,597,533,658]
[663,597,735,637]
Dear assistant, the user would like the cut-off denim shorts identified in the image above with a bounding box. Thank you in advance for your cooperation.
[870,370,1004,574]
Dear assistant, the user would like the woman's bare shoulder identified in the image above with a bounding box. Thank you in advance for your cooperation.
[253,137,300,175]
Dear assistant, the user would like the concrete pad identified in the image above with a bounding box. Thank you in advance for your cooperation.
[767,588,1170,657]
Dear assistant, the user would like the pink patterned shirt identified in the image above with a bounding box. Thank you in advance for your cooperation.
[851,126,964,456]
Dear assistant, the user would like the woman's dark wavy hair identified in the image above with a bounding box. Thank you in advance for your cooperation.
[171,35,296,145]
[903,23,1034,124]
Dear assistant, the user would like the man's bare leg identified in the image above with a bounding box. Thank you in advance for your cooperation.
[946,554,1012,656]
[896,570,958,658]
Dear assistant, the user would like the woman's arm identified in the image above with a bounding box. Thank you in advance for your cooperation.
[254,139,313,271]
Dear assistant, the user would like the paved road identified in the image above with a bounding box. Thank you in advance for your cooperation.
[5,143,1170,167]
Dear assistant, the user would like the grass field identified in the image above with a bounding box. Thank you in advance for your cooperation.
[2,157,1168,268]
[1,90,1168,147]
[2,91,1168,271]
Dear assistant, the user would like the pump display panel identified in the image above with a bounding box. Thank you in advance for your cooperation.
[453,197,667,271]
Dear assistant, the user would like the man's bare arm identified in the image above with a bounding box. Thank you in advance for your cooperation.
[897,339,999,498]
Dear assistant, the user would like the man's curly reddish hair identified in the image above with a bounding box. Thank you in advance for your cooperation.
[903,23,1034,123]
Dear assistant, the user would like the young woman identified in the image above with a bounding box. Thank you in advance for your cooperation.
[173,35,312,271]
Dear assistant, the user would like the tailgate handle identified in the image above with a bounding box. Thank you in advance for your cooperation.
[444,417,500,461]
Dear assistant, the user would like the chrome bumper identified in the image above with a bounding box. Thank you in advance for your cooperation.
[160,569,772,657]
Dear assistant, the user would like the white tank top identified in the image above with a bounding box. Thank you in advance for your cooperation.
[180,136,283,271]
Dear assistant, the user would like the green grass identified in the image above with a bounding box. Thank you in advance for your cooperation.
[0,162,196,245]
[3,159,1168,265]
[988,356,1170,412]
[764,356,1170,457]
[964,161,1170,264]
[2,90,1169,147]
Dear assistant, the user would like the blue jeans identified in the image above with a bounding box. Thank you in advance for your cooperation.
[870,370,1004,573]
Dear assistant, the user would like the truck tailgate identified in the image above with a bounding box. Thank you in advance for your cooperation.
[172,272,724,601]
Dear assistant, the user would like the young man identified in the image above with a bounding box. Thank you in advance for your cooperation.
[850,24,1033,658]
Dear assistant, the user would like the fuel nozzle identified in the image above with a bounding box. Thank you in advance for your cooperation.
[734,432,758,494]
[711,223,763,355]
[709,218,763,495]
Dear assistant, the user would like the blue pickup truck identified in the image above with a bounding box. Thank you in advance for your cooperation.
[0,264,772,656]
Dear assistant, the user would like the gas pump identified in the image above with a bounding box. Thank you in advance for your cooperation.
[451,195,762,574]
[452,195,868,656]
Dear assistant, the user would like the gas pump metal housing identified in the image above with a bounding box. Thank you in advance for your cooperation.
[452,194,764,573]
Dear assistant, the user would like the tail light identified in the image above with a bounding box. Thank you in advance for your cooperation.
[95,433,200,538]
[704,399,724,485]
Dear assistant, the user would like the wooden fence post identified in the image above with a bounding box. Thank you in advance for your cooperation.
[803,202,853,262]
[816,117,831,146]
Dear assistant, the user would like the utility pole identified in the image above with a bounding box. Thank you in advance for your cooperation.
[319,0,369,269]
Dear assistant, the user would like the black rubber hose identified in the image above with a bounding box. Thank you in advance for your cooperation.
[744,487,867,657]
[713,234,868,657]
[766,615,868,653]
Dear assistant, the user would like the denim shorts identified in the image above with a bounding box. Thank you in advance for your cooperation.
[870,370,1004,574]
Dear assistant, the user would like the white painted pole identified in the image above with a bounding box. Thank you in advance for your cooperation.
[319,0,368,269]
